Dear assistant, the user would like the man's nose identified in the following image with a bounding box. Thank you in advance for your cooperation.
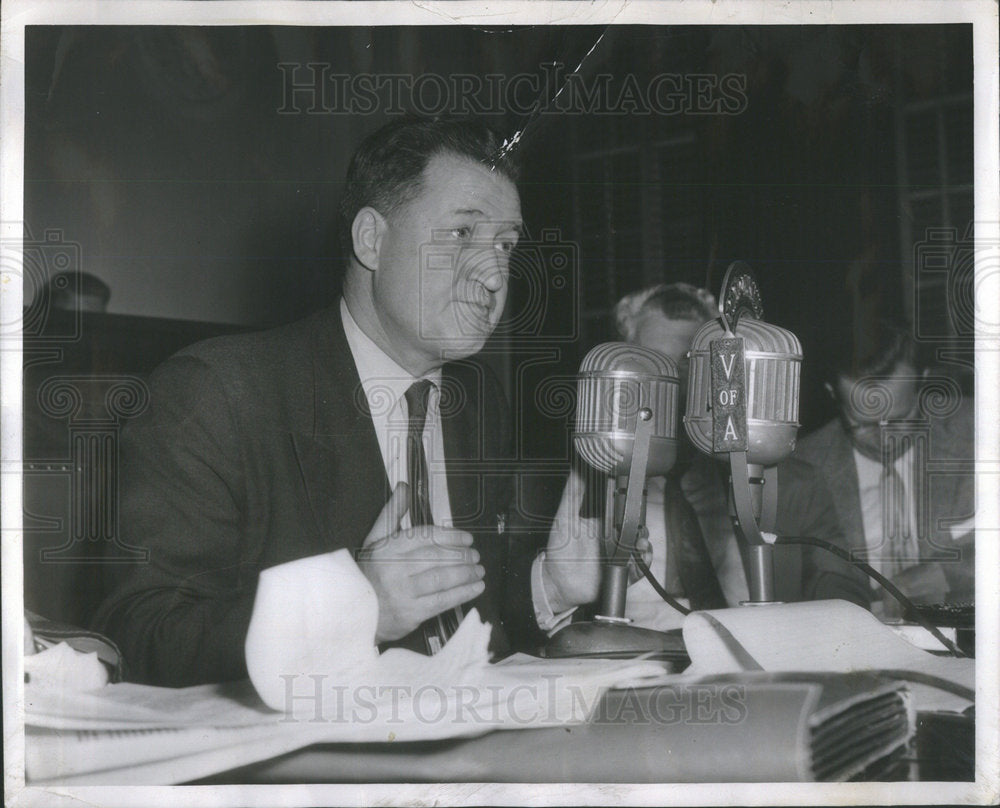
[467,249,508,294]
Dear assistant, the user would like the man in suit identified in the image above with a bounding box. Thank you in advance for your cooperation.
[794,321,975,615]
[93,117,602,686]
[613,283,870,630]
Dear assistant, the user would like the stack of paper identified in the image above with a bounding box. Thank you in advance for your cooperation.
[25,551,668,784]
[24,554,965,785]
[24,653,667,785]
[681,599,975,713]
[241,549,668,725]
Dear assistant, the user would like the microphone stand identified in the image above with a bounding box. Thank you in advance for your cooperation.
[601,407,653,619]
[729,453,780,604]
[702,261,793,606]
[544,408,688,661]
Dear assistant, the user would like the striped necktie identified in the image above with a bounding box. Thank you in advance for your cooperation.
[881,460,915,581]
[405,380,463,654]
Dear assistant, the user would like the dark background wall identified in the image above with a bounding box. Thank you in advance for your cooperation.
[24,24,974,416]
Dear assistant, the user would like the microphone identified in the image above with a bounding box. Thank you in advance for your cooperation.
[684,262,802,603]
[574,341,680,478]
[544,342,688,660]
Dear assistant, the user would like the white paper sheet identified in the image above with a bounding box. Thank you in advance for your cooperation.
[682,600,975,713]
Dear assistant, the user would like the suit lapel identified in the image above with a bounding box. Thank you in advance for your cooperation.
[291,307,389,552]
[440,363,482,527]
[439,362,504,630]
[821,424,866,557]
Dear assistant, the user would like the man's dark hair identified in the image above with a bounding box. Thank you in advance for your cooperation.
[823,319,927,382]
[339,116,520,256]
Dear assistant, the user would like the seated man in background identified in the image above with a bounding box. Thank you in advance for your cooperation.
[93,116,603,686]
[613,283,870,631]
[794,321,975,616]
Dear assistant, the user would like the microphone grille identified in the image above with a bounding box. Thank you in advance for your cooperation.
[574,342,680,475]
[684,317,802,465]
[577,341,677,376]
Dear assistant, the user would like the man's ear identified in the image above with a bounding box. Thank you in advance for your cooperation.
[351,206,387,272]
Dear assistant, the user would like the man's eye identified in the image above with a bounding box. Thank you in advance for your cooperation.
[497,239,517,255]
[450,226,472,240]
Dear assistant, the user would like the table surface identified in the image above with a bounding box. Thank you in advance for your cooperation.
[193,688,971,784]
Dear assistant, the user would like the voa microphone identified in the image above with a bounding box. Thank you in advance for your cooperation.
[684,262,802,603]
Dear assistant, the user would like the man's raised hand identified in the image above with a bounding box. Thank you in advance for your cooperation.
[356,482,485,644]
[540,466,604,615]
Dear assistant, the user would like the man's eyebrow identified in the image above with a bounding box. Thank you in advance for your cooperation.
[453,209,524,236]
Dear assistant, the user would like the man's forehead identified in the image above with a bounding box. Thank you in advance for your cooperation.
[636,311,703,340]
[838,362,920,390]
[836,362,922,416]
[422,153,519,200]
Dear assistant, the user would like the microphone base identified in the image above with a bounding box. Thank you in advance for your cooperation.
[541,619,690,668]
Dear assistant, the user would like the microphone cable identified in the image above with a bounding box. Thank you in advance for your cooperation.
[630,536,966,657]
[630,551,692,617]
[774,535,966,658]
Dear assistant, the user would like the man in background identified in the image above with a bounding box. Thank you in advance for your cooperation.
[94,117,602,686]
[794,321,975,615]
[614,283,870,630]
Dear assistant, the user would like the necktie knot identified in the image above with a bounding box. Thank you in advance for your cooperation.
[405,379,434,433]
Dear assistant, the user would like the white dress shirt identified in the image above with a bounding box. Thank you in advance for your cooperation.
[852,445,920,578]
[341,299,452,528]
[623,476,689,631]
[341,300,566,631]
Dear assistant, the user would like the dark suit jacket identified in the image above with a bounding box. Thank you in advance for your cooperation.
[794,398,976,603]
[92,306,539,686]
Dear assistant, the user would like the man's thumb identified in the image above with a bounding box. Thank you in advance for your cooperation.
[558,465,587,516]
[364,481,409,546]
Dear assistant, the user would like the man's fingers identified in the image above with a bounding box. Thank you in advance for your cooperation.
[402,541,478,564]
[405,527,474,549]
[416,579,486,618]
[556,465,588,519]
[388,529,474,563]
[363,531,477,565]
[364,481,410,547]
[548,466,593,555]
[410,562,485,597]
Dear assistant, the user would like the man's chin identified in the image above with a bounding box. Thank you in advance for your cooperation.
[436,333,491,361]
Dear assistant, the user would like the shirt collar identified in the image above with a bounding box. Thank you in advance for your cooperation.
[852,442,912,478]
[340,298,441,410]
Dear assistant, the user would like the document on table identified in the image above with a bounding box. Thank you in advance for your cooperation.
[681,599,975,713]
[24,652,668,785]
[24,551,668,785]
[25,551,967,785]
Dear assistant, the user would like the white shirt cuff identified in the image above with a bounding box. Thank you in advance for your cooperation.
[531,551,577,635]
